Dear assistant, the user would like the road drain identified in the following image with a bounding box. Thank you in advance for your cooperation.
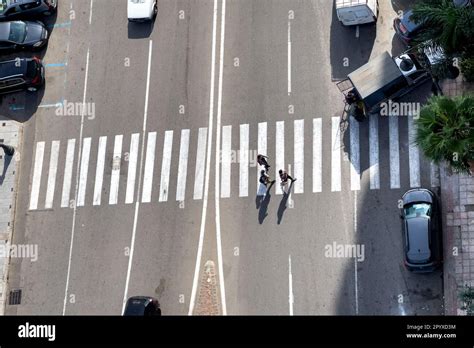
[9,289,21,305]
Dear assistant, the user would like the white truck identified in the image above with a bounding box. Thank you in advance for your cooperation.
[336,0,378,26]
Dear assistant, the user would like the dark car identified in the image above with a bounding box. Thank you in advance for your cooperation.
[0,56,44,94]
[400,188,442,273]
[0,0,57,21]
[393,10,423,46]
[123,296,161,316]
[0,20,47,51]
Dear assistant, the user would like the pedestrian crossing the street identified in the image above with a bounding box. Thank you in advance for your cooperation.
[28,117,440,210]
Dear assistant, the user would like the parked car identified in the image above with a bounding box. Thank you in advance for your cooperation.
[0,56,44,94]
[0,20,48,51]
[400,188,442,273]
[127,0,157,22]
[0,0,57,21]
[123,296,161,316]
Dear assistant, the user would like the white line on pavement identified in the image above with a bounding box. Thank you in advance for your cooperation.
[350,116,360,191]
[89,0,93,25]
[45,140,60,209]
[257,122,267,188]
[239,124,249,197]
[77,137,91,207]
[29,141,45,210]
[289,255,294,315]
[189,0,218,316]
[176,129,190,202]
[142,132,157,203]
[288,21,291,96]
[276,121,285,195]
[408,116,420,188]
[369,114,380,190]
[353,191,359,315]
[331,117,341,192]
[313,118,322,193]
[193,127,208,200]
[220,125,232,198]
[125,133,140,204]
[159,131,173,202]
[61,139,76,208]
[93,136,107,206]
[109,135,123,205]
[215,0,227,315]
[294,119,304,194]
[389,117,400,189]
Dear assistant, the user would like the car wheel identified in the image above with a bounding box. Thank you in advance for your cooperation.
[27,87,37,92]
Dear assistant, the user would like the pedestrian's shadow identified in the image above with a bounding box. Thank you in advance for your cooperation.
[0,155,12,185]
[258,182,275,224]
[277,182,294,225]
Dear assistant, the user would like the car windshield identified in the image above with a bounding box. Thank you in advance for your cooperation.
[404,203,431,219]
[0,0,8,14]
[8,21,26,42]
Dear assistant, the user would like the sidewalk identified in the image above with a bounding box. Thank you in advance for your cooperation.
[439,75,474,315]
[0,120,22,315]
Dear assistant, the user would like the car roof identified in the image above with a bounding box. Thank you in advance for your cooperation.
[124,297,154,315]
[406,217,431,262]
[0,22,10,41]
[0,58,29,78]
[400,9,423,33]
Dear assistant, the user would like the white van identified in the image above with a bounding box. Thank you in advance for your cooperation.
[127,0,157,22]
[336,0,378,26]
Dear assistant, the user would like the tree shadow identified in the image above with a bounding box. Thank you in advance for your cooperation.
[258,182,275,224]
[277,182,294,225]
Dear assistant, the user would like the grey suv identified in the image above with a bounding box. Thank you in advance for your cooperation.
[0,0,57,21]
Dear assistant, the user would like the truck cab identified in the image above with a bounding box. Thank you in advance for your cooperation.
[336,0,378,26]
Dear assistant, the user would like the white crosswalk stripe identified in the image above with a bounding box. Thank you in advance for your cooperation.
[77,137,91,207]
[125,133,140,204]
[45,140,60,209]
[109,135,123,205]
[159,131,173,202]
[28,118,439,209]
[93,136,107,206]
[29,141,45,210]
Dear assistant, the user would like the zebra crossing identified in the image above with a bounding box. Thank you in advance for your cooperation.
[28,116,440,211]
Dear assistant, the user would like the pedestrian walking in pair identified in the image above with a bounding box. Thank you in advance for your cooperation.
[257,154,270,172]
[279,169,296,194]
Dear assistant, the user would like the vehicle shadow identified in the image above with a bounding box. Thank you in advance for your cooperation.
[329,0,376,81]
[128,20,155,39]
[277,182,294,225]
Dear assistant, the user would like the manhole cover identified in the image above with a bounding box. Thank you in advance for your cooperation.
[9,289,21,305]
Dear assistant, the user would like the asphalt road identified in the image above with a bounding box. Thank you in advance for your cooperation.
[4,0,443,316]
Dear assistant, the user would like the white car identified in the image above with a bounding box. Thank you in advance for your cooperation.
[127,0,157,22]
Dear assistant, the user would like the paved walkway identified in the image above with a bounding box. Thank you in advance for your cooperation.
[0,120,22,315]
[440,75,474,315]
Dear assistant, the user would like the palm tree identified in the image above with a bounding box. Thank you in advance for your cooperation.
[415,95,474,175]
[411,0,474,55]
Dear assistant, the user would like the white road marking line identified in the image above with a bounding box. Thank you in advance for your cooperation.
[77,137,91,207]
[349,116,360,191]
[288,21,291,96]
[125,133,140,204]
[63,47,90,315]
[369,114,380,190]
[141,131,157,203]
[294,119,304,194]
[289,255,294,315]
[89,0,93,25]
[353,191,359,315]
[159,131,173,202]
[189,0,218,316]
[331,117,341,192]
[239,124,249,197]
[93,136,107,206]
[408,116,420,188]
[257,122,267,188]
[122,40,153,314]
[61,139,76,208]
[109,135,123,205]
[431,162,440,188]
[193,127,208,200]
[355,25,359,38]
[389,117,400,189]
[45,140,60,209]
[313,118,322,193]
[215,0,227,315]
[276,121,285,195]
[176,129,190,202]
[29,142,45,210]
[220,125,232,198]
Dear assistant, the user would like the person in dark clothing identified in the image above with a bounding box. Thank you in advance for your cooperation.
[257,154,270,172]
[279,169,296,184]
[260,170,275,186]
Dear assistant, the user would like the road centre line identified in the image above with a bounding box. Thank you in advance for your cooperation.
[288,21,291,96]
